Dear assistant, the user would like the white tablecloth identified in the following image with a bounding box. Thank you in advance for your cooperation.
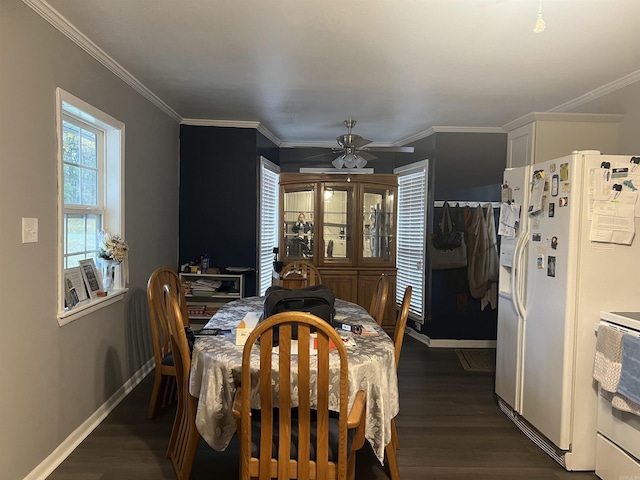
[189,296,399,464]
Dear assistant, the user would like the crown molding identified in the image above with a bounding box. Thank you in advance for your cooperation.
[256,124,281,146]
[398,126,506,145]
[22,0,181,122]
[280,141,337,148]
[549,69,640,113]
[180,119,282,146]
[180,118,260,128]
[503,112,624,132]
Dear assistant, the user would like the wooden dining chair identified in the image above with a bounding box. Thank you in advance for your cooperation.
[163,284,201,480]
[146,267,190,418]
[385,285,413,480]
[368,273,389,326]
[232,311,367,480]
[279,260,322,289]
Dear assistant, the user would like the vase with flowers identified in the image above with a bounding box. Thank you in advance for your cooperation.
[98,231,128,292]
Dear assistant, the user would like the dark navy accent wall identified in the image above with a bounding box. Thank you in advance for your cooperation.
[180,125,278,297]
[402,132,506,340]
[257,131,280,165]
[433,132,507,200]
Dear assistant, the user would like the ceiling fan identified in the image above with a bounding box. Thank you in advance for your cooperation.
[318,119,414,169]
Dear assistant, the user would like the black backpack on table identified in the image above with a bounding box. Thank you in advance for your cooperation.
[262,285,336,344]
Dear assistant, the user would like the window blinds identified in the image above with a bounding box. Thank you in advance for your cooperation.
[258,158,279,295]
[395,161,428,321]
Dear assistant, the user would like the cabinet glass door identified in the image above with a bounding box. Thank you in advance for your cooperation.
[282,185,315,261]
[321,184,354,264]
[362,185,396,264]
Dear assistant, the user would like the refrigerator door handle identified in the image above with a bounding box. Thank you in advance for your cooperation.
[512,231,529,319]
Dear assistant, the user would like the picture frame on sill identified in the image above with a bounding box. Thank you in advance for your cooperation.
[64,266,88,308]
[79,258,103,299]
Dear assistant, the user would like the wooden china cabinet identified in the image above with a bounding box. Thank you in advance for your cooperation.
[279,173,398,330]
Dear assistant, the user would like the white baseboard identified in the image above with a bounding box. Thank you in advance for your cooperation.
[24,359,154,480]
[407,328,496,349]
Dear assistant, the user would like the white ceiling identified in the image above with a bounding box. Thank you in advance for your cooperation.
[35,0,640,146]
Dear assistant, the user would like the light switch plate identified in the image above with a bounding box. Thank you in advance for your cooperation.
[22,217,38,243]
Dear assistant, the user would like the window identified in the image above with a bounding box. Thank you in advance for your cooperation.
[258,157,280,295]
[56,88,125,321]
[61,118,103,268]
[395,160,428,322]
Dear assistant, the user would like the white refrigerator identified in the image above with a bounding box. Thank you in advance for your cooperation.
[495,150,640,470]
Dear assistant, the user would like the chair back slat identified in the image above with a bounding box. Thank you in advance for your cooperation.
[316,332,330,478]
[394,285,413,367]
[258,330,274,480]
[163,285,190,395]
[277,323,292,479]
[368,273,389,326]
[297,323,312,480]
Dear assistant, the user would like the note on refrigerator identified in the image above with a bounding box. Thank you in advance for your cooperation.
[528,171,545,215]
[589,193,636,245]
[498,202,520,238]
[500,240,515,267]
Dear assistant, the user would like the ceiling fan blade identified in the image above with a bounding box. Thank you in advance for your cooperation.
[337,133,372,148]
[361,146,414,153]
[355,151,376,161]
[351,136,372,148]
[302,151,341,160]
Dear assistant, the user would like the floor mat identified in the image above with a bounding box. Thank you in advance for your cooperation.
[455,348,496,372]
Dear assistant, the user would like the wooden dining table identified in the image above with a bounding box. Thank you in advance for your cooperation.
[189,295,400,464]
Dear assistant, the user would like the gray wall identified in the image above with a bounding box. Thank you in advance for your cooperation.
[0,2,180,479]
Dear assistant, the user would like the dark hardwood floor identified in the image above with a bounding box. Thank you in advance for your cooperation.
[47,336,599,479]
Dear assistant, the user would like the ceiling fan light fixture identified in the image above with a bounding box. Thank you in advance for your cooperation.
[344,152,359,168]
[354,156,368,168]
[332,155,345,168]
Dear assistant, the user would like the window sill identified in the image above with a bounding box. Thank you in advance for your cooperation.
[57,288,129,326]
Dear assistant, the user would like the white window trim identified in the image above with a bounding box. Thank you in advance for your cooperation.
[257,157,280,295]
[395,160,428,323]
[56,88,126,324]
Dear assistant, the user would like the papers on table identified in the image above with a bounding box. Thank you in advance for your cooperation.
[235,312,262,346]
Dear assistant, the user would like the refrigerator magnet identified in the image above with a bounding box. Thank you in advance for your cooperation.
[562,182,571,193]
[551,236,558,250]
[532,233,541,242]
[548,203,555,218]
[559,197,568,207]
[612,167,629,179]
[551,174,559,196]
[560,163,569,181]
[537,255,545,270]
[547,256,556,277]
